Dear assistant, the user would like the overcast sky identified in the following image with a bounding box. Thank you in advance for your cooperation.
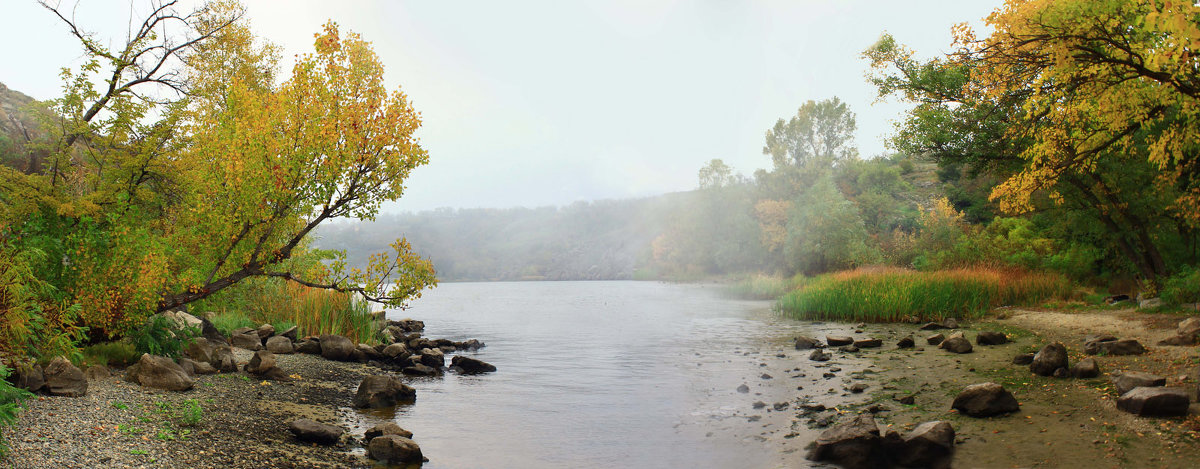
[2,0,999,212]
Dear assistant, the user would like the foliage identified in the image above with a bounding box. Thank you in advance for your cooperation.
[0,3,437,342]
[763,97,858,169]
[207,311,257,337]
[1161,267,1200,306]
[725,274,806,300]
[126,315,198,359]
[0,364,33,457]
[784,175,880,274]
[0,244,86,361]
[779,267,1073,322]
[81,341,140,367]
[196,277,380,343]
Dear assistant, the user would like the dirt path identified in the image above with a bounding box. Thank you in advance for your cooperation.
[857,308,1200,468]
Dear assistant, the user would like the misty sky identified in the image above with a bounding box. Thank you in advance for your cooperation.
[2,0,999,212]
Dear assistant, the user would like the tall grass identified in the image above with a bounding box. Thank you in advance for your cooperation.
[725,273,807,300]
[779,267,1073,322]
[195,279,381,344]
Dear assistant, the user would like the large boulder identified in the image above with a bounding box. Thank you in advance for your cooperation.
[939,332,972,354]
[42,357,87,397]
[289,419,344,445]
[319,335,355,361]
[382,343,410,359]
[794,336,820,350]
[11,362,44,393]
[1030,342,1068,377]
[805,413,888,469]
[976,331,1009,345]
[353,375,417,408]
[244,350,277,375]
[890,421,955,469]
[163,310,203,331]
[357,343,384,361]
[1111,371,1166,396]
[364,422,414,441]
[265,336,294,354]
[418,348,445,368]
[951,382,1020,417]
[451,355,497,374]
[210,346,239,373]
[230,330,262,351]
[125,354,194,391]
[296,338,322,355]
[185,338,217,363]
[1117,387,1190,417]
[368,435,424,465]
[1084,338,1146,356]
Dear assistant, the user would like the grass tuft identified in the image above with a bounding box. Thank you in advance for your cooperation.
[725,274,807,300]
[778,267,1073,322]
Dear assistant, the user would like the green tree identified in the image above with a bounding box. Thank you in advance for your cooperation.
[763,97,858,170]
[784,175,879,274]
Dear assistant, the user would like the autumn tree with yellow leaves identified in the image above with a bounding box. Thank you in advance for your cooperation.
[0,1,435,341]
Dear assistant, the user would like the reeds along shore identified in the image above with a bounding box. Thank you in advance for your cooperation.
[778,267,1073,322]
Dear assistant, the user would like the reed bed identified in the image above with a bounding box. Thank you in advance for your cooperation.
[197,279,381,344]
[778,267,1072,322]
[725,274,807,300]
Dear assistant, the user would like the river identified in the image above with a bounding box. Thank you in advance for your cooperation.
[356,281,870,469]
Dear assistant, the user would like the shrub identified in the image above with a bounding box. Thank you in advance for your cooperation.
[1161,267,1200,306]
[82,341,140,367]
[0,364,34,457]
[779,267,1073,322]
[127,315,198,359]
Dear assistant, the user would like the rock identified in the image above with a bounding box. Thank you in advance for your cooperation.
[1012,353,1035,365]
[942,318,959,329]
[1030,342,1068,376]
[1117,387,1190,417]
[382,343,410,358]
[357,343,383,361]
[896,394,916,405]
[368,435,424,464]
[451,355,497,373]
[199,316,228,346]
[11,362,44,392]
[42,357,87,397]
[794,336,821,350]
[891,421,955,469]
[926,333,945,346]
[176,358,197,377]
[319,334,355,361]
[1071,358,1100,378]
[809,350,831,362]
[418,348,445,368]
[850,383,868,393]
[185,338,217,363]
[1104,294,1130,305]
[896,336,915,349]
[457,338,485,350]
[265,336,294,354]
[256,324,275,341]
[163,310,203,331]
[737,384,750,393]
[951,382,1020,417]
[244,350,277,375]
[278,326,299,342]
[230,330,262,351]
[364,422,414,441]
[939,332,972,354]
[826,336,854,346]
[401,364,439,376]
[919,322,947,330]
[1158,335,1194,346]
[805,413,888,469]
[180,358,216,375]
[353,375,417,408]
[976,331,1009,345]
[288,419,344,445]
[1083,338,1146,356]
[390,318,425,332]
[210,346,238,372]
[1176,317,1200,338]
[125,354,194,391]
[1139,297,1163,309]
[1052,367,1070,378]
[854,338,883,348]
[296,338,322,355]
[1112,371,1166,395]
[84,365,111,381]
[840,345,860,353]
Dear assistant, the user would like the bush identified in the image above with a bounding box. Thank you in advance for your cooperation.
[0,364,34,457]
[81,341,140,367]
[779,267,1073,322]
[1162,267,1200,306]
[126,315,198,359]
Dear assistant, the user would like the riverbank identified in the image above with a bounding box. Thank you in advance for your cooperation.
[797,307,1200,468]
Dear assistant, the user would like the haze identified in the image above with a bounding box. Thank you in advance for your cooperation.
[3,0,996,212]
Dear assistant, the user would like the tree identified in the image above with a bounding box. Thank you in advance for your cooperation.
[0,1,436,337]
[784,175,879,275]
[865,0,1200,289]
[698,158,735,189]
[763,97,858,170]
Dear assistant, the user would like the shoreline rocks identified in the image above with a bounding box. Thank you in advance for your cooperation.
[951,382,1020,417]
[125,354,194,391]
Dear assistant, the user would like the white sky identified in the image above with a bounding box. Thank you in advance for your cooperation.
[1,0,999,212]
